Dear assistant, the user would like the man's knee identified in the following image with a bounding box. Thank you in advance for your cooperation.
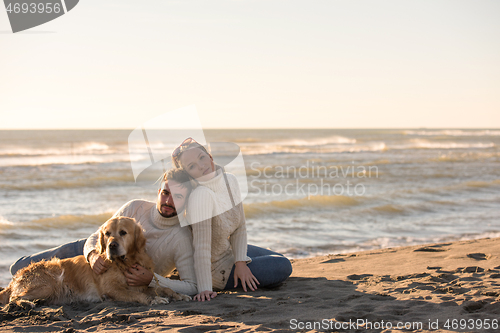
[9,256,29,276]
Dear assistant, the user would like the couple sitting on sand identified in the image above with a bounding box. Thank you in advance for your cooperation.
[10,138,292,302]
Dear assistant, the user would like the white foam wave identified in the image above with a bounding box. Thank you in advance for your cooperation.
[241,141,385,155]
[0,216,14,226]
[76,142,110,152]
[355,232,500,253]
[277,136,357,146]
[128,141,177,151]
[283,231,500,259]
[0,141,113,157]
[392,139,495,150]
[239,137,493,155]
[0,153,140,167]
[405,130,500,137]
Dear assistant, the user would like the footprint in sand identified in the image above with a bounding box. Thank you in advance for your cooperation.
[467,253,491,260]
[462,301,486,313]
[414,246,448,252]
[347,274,373,281]
[459,266,485,273]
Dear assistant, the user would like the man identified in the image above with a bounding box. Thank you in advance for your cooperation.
[10,169,197,296]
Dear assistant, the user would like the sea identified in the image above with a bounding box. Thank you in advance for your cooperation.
[1,129,499,286]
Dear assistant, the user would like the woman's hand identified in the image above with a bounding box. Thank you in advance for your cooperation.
[193,290,217,302]
[233,261,260,291]
[124,264,154,286]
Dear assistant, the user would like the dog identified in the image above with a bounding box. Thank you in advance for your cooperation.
[0,216,191,307]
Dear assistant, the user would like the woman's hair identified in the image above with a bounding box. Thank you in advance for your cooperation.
[171,138,211,169]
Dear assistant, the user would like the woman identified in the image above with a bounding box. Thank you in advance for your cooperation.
[172,138,292,301]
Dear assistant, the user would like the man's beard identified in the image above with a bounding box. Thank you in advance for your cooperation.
[159,204,177,218]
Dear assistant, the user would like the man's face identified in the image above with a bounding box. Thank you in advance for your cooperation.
[156,180,189,218]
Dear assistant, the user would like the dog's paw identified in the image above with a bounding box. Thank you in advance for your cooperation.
[150,296,169,305]
[14,299,36,310]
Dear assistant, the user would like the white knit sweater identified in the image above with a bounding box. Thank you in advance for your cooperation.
[187,168,250,292]
[84,200,197,295]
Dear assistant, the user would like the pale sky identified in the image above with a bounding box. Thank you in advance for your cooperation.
[0,0,499,129]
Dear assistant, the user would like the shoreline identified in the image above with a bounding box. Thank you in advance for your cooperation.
[1,237,500,332]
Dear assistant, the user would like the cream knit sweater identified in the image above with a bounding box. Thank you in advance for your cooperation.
[187,168,250,292]
[84,200,198,295]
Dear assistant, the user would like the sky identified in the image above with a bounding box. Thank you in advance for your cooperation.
[0,0,499,129]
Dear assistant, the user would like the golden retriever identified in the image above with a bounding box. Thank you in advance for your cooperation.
[0,217,190,307]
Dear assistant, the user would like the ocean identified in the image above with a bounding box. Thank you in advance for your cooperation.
[1,129,499,286]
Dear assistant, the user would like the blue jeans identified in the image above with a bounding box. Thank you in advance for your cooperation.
[224,245,292,290]
[10,242,293,290]
[10,239,87,276]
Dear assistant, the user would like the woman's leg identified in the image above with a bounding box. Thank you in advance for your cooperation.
[9,239,87,276]
[225,245,292,290]
[246,244,285,257]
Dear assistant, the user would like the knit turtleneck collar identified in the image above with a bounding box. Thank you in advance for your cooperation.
[151,205,182,229]
[196,165,226,193]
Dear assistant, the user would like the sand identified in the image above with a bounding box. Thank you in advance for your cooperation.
[1,237,500,332]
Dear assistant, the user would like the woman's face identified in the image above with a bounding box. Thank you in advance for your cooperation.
[179,147,215,180]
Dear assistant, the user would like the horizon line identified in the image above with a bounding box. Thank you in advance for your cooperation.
[1,127,500,131]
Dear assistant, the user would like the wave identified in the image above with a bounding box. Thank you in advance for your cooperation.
[0,216,15,226]
[241,142,386,155]
[391,139,495,150]
[276,136,357,146]
[432,151,500,162]
[0,213,113,231]
[0,174,135,190]
[0,153,146,167]
[236,135,362,155]
[404,130,500,137]
[464,180,500,188]
[420,179,500,195]
[240,138,494,155]
[353,232,500,254]
[33,213,113,228]
[453,179,500,191]
[360,200,464,215]
[371,204,406,214]
[232,138,261,143]
[0,142,114,157]
[244,195,362,218]
[279,231,500,259]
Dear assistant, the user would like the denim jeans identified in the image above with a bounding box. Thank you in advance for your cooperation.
[10,242,293,290]
[224,245,292,290]
[10,239,87,276]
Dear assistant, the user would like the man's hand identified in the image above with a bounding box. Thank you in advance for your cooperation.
[88,250,110,275]
[124,264,153,286]
[233,261,259,292]
[193,290,217,302]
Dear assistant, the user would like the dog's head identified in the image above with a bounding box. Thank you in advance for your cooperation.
[96,217,147,262]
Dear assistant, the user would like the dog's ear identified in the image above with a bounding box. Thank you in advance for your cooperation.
[96,227,107,255]
[134,224,147,253]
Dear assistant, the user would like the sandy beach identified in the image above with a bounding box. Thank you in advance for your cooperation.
[1,237,499,332]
